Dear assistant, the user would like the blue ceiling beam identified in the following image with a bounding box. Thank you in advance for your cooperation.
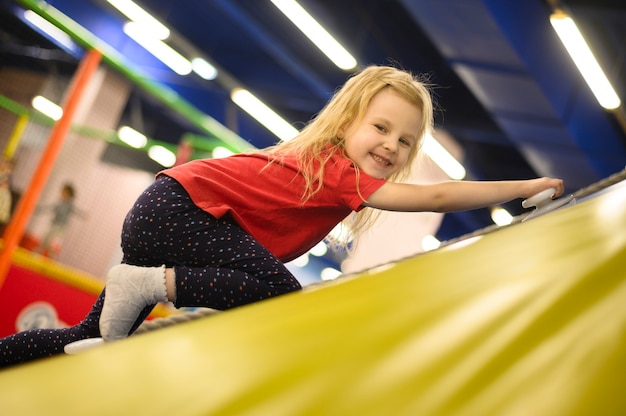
[400,0,626,191]
[212,0,334,102]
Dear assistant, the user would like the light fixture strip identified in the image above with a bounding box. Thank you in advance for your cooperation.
[270,0,357,70]
[32,95,63,120]
[191,57,218,80]
[231,88,299,142]
[148,145,177,167]
[22,10,77,53]
[550,12,621,110]
[490,207,513,226]
[423,134,466,180]
[123,22,191,75]
[107,0,170,40]
[117,125,148,148]
[421,234,441,252]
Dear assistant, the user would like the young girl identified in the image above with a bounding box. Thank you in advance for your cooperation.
[0,65,563,367]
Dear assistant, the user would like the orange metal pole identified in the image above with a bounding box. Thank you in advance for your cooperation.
[0,49,102,289]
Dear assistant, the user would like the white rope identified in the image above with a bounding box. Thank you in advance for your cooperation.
[133,308,220,335]
[64,308,221,354]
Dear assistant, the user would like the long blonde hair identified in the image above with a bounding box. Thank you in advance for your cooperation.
[266,65,434,244]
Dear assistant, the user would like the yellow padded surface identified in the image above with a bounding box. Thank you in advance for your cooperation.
[1,185,625,415]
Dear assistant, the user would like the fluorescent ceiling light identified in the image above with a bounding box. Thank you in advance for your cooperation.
[191,57,218,80]
[123,22,191,75]
[421,234,441,252]
[290,253,310,267]
[423,134,466,180]
[490,207,513,226]
[118,125,147,148]
[107,0,170,40]
[271,0,357,70]
[32,95,63,120]
[550,11,621,110]
[231,88,299,142]
[309,241,328,257]
[211,146,235,159]
[320,267,342,281]
[148,145,176,167]
[22,10,77,53]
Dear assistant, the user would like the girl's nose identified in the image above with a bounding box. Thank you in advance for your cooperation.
[382,138,397,152]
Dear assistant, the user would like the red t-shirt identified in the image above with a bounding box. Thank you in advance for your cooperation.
[160,152,386,262]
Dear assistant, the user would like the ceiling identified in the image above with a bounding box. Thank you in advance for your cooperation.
[1,0,626,243]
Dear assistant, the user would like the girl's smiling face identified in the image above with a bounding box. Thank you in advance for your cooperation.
[342,88,422,179]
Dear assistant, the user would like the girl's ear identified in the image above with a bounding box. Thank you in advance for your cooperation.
[338,122,352,139]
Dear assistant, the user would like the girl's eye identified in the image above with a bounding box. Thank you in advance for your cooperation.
[375,124,386,132]
[399,138,411,147]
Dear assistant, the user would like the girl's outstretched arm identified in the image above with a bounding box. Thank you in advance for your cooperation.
[365,177,564,213]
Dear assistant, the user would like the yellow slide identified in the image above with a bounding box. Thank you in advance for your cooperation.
[1,182,625,415]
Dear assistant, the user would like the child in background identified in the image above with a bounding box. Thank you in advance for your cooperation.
[0,65,564,368]
[36,183,86,258]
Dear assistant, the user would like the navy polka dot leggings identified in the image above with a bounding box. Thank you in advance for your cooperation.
[0,175,301,368]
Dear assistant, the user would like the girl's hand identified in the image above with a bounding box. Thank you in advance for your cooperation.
[523,177,564,199]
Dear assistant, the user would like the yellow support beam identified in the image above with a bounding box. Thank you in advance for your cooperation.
[4,114,28,160]
[1,183,626,415]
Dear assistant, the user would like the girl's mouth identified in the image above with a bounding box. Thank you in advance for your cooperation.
[370,153,391,167]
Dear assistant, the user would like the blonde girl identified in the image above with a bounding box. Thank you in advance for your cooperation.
[0,65,563,367]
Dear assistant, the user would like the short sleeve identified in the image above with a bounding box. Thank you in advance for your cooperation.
[328,159,387,211]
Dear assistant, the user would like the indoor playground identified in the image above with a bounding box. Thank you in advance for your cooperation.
[1,1,625,415]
